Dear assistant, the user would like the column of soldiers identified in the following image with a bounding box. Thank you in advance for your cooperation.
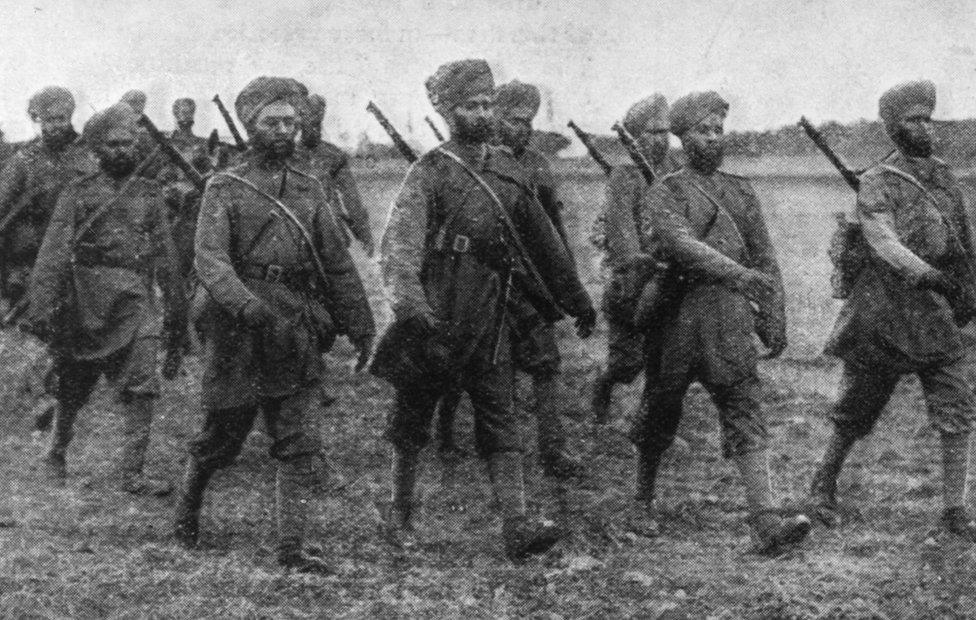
[0,62,974,576]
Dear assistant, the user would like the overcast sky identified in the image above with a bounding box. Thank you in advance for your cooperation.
[1,0,975,150]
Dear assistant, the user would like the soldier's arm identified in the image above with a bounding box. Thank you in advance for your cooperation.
[738,181,786,339]
[604,167,644,267]
[332,153,373,249]
[27,182,76,319]
[148,186,187,324]
[857,170,932,283]
[193,177,258,317]
[641,182,751,284]
[380,160,436,320]
[313,184,376,341]
[533,157,570,246]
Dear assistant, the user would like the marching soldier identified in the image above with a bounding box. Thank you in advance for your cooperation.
[300,93,375,256]
[811,80,976,540]
[0,86,97,430]
[435,79,588,480]
[374,60,596,562]
[25,103,185,495]
[635,91,811,553]
[590,94,681,423]
[173,77,375,574]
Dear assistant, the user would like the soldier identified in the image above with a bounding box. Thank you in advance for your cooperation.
[170,98,206,152]
[810,81,976,540]
[590,94,681,424]
[375,59,596,562]
[635,91,811,553]
[434,79,588,480]
[0,86,97,430]
[300,94,375,256]
[172,77,375,574]
[25,103,185,495]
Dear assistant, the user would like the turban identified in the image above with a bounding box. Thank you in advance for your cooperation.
[306,94,327,122]
[27,86,75,120]
[668,91,729,136]
[426,59,494,114]
[83,103,138,146]
[172,97,196,114]
[879,80,936,125]
[119,90,147,115]
[623,94,669,136]
[235,76,309,128]
[495,80,541,119]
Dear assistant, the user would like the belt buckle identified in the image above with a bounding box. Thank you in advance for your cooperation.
[452,235,470,253]
[265,264,284,283]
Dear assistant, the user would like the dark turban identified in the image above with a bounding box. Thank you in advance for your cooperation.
[307,94,327,123]
[27,86,75,120]
[623,94,669,136]
[235,76,309,128]
[495,80,540,119]
[668,91,729,136]
[879,80,936,126]
[172,97,196,114]
[83,103,138,146]
[426,59,494,114]
[119,90,147,115]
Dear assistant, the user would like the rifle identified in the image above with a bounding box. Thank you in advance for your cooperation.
[567,120,613,177]
[207,128,220,154]
[425,116,446,142]
[611,122,655,185]
[366,101,418,164]
[137,115,207,192]
[1,297,28,328]
[212,94,248,152]
[798,117,859,191]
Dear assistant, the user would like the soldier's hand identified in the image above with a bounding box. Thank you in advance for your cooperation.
[412,311,444,336]
[918,269,962,301]
[734,269,776,304]
[760,330,788,360]
[352,334,374,372]
[241,298,276,329]
[575,305,597,339]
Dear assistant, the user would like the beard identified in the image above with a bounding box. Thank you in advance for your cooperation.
[685,140,724,174]
[454,116,492,144]
[253,134,295,160]
[42,126,76,150]
[891,125,933,158]
[99,152,136,178]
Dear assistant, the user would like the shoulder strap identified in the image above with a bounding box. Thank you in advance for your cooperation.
[685,180,750,262]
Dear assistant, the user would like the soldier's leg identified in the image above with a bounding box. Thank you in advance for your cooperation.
[709,376,812,554]
[917,359,976,541]
[105,336,171,496]
[384,381,441,535]
[174,403,260,548]
[592,318,644,424]
[263,388,336,574]
[467,336,563,562]
[810,362,901,523]
[434,387,465,461]
[43,356,100,481]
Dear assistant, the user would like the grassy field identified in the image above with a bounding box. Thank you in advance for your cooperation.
[0,161,975,618]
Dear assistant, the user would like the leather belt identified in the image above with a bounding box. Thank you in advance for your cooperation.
[73,246,146,272]
[239,262,313,289]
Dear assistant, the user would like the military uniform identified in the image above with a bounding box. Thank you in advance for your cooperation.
[174,78,375,568]
[28,142,184,489]
[302,140,373,252]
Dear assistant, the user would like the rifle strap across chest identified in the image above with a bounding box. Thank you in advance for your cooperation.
[877,164,969,258]
[686,179,751,265]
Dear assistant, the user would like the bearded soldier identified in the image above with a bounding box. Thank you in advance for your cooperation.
[635,92,811,553]
[25,104,185,495]
[591,94,681,423]
[374,60,596,562]
[0,86,97,430]
[811,81,976,540]
[300,93,374,256]
[173,77,375,574]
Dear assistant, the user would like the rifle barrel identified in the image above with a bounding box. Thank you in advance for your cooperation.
[137,115,207,191]
[366,101,418,164]
[424,116,446,142]
[212,95,248,152]
[567,120,613,177]
[611,122,655,185]
[798,116,860,191]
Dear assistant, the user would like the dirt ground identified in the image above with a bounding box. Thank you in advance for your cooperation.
[0,165,974,618]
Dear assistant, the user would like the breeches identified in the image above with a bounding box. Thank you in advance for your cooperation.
[55,335,160,408]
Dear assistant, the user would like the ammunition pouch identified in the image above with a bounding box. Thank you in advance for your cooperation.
[370,313,453,391]
[827,212,867,300]
[602,255,659,325]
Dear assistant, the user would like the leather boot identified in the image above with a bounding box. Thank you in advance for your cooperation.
[381,448,419,549]
[435,389,467,462]
[590,371,615,425]
[115,396,171,496]
[173,457,213,549]
[43,401,79,483]
[489,451,565,562]
[276,456,335,575]
[942,506,976,543]
[535,376,584,481]
[748,509,812,556]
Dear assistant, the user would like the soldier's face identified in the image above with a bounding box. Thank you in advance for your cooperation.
[173,102,195,130]
[38,109,73,146]
[497,111,533,153]
[681,113,725,174]
[96,126,137,178]
[637,124,670,165]
[891,106,933,157]
[449,93,494,143]
[251,101,298,158]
